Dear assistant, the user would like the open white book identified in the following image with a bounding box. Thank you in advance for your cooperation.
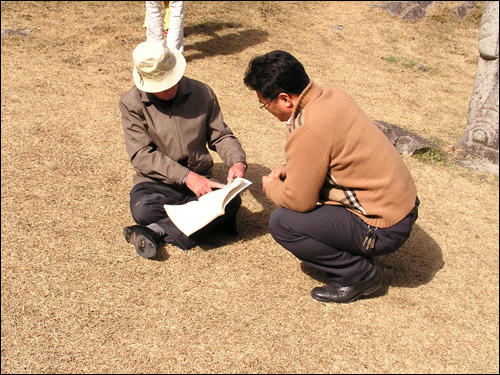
[164,177,252,236]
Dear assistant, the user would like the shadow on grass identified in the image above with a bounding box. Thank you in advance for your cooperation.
[376,224,444,287]
[183,22,269,63]
[301,223,444,298]
[158,161,444,296]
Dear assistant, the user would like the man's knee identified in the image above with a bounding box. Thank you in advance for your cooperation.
[269,208,292,239]
[130,192,166,225]
[130,200,151,225]
[225,194,242,217]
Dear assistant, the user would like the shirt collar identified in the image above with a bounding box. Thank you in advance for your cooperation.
[290,81,323,121]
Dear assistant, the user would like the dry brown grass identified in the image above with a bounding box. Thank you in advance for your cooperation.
[1,1,498,373]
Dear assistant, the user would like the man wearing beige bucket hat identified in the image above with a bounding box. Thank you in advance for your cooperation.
[119,40,247,259]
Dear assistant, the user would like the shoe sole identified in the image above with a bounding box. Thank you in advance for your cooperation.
[123,227,133,244]
[123,227,157,259]
[135,234,157,259]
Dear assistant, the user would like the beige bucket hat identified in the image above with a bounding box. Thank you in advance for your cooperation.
[132,40,186,93]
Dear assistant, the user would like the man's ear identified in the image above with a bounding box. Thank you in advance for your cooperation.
[280,93,295,108]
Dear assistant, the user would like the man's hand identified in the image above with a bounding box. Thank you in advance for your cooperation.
[185,171,225,198]
[262,166,286,192]
[226,161,246,184]
[269,166,286,180]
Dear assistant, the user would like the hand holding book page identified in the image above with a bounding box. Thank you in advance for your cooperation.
[164,177,252,236]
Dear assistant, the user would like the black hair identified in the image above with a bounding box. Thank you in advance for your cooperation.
[243,50,310,99]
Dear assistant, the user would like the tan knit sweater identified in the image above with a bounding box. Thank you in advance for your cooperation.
[264,82,417,228]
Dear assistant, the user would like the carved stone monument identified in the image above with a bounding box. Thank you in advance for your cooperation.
[455,1,499,175]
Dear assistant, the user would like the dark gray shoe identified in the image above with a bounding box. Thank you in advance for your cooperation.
[310,266,381,303]
[123,225,159,259]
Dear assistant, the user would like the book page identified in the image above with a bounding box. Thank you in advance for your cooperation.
[164,199,224,236]
[212,177,252,209]
[164,177,252,236]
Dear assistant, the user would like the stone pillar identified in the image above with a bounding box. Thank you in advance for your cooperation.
[456,1,499,170]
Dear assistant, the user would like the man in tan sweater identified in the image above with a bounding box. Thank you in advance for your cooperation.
[244,50,419,303]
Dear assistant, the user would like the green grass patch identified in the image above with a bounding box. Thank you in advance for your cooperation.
[413,147,448,164]
[412,136,450,165]
[381,54,418,69]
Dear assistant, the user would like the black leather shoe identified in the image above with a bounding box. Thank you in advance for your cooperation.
[123,225,159,259]
[310,266,381,303]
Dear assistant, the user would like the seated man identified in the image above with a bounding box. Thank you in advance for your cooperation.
[243,50,419,303]
[119,40,247,259]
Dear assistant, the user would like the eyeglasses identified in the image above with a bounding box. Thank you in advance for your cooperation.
[259,94,279,109]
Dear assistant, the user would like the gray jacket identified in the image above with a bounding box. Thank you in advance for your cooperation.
[119,76,246,186]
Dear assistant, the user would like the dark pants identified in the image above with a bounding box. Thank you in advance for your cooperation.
[129,181,242,250]
[269,198,419,286]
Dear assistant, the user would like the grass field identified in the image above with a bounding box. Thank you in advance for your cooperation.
[1,1,499,373]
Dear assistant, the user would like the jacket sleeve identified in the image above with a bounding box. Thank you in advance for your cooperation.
[119,94,189,185]
[265,126,329,212]
[204,89,247,168]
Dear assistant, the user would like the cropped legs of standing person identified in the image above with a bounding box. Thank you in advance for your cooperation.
[144,1,185,53]
[166,1,184,53]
